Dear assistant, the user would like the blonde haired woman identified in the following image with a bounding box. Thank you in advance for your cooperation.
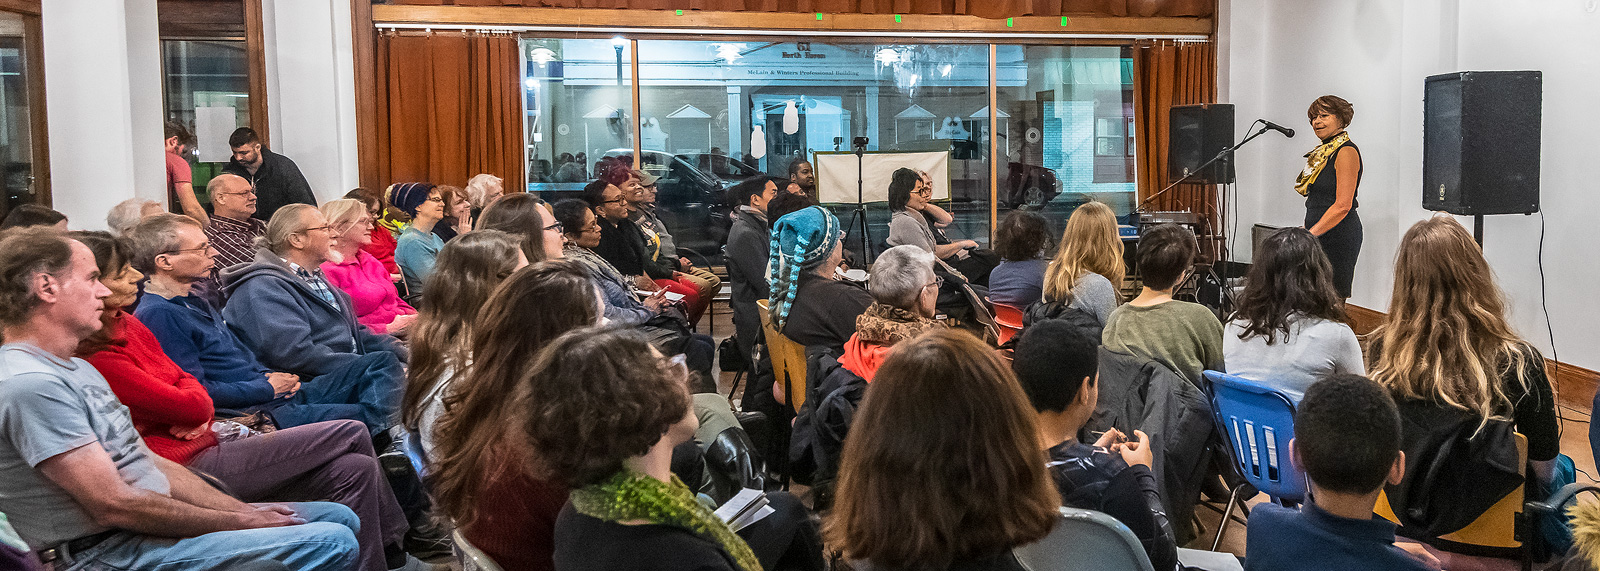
[319,199,417,335]
[1034,202,1124,325]
[1368,215,1567,547]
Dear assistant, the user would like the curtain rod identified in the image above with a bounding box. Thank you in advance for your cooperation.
[373,23,1210,41]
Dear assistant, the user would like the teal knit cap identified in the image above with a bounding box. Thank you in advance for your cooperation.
[768,206,842,330]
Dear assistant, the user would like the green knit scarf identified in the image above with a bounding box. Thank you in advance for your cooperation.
[570,469,763,571]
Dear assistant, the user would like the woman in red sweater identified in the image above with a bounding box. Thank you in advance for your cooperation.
[72,230,413,571]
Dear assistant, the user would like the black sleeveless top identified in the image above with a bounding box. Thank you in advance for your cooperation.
[1305,134,1362,212]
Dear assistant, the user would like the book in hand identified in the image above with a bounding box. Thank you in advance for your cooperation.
[713,488,774,532]
[634,289,687,302]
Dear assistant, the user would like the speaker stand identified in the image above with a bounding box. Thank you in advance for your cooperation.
[1474,214,1484,246]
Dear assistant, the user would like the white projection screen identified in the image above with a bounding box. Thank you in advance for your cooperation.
[813,151,950,204]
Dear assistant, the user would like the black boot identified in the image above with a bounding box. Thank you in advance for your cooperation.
[375,435,452,560]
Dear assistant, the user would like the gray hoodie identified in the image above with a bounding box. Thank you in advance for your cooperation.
[219,247,404,377]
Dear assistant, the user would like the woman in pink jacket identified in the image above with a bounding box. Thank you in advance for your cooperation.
[321,198,418,335]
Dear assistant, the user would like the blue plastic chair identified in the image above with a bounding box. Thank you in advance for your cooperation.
[1012,507,1156,571]
[1203,370,1307,551]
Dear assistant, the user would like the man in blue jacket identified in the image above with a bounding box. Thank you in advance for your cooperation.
[131,213,398,435]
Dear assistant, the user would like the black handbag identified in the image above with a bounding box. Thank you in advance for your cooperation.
[718,335,747,372]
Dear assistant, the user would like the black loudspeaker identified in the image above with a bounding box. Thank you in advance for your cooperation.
[1423,71,1542,215]
[1168,103,1236,185]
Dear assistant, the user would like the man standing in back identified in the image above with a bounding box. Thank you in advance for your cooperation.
[224,127,316,222]
[164,121,209,226]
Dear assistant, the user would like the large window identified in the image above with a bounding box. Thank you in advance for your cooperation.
[162,40,250,197]
[520,36,1137,260]
[0,10,45,220]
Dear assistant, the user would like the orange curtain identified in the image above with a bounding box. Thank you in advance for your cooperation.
[1132,39,1217,241]
[376,32,525,194]
[401,0,1213,18]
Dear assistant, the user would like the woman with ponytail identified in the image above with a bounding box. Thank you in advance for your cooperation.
[769,206,873,353]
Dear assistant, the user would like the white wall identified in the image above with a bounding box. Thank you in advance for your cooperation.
[261,0,362,203]
[1223,0,1600,371]
[42,0,167,231]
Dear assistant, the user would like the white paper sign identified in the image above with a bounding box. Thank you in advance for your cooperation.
[194,106,238,163]
[813,150,950,204]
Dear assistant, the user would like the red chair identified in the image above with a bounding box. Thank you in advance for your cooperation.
[992,301,1025,345]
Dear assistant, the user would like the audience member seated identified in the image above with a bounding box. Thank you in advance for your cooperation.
[400,230,527,460]
[106,198,162,238]
[1244,375,1439,571]
[789,159,816,198]
[225,126,317,222]
[475,192,565,264]
[584,174,705,323]
[988,210,1052,307]
[320,199,418,336]
[885,168,986,283]
[1033,201,1124,327]
[463,173,505,220]
[826,329,1058,571]
[431,185,472,243]
[628,168,721,318]
[428,261,598,571]
[1101,223,1222,387]
[553,198,717,385]
[205,173,268,271]
[389,182,446,303]
[1224,227,1363,403]
[765,190,817,226]
[1,204,67,230]
[1368,215,1568,552]
[533,327,823,571]
[770,205,873,353]
[725,177,778,361]
[0,227,361,569]
[70,230,416,571]
[131,213,393,434]
[218,204,406,435]
[346,188,401,275]
[791,245,943,505]
[1013,319,1177,571]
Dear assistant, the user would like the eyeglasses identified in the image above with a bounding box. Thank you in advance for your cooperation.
[219,189,257,197]
[295,225,333,235]
[544,221,565,234]
[924,276,945,289]
[601,197,627,205]
[162,243,212,256]
[425,196,445,203]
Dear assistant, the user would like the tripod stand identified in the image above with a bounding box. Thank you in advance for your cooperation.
[841,136,875,264]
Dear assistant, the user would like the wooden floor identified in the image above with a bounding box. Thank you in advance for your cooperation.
[695,296,1600,560]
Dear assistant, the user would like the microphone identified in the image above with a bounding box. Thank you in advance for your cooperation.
[1260,120,1296,138]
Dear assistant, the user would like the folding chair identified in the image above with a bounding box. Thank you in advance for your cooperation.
[1203,370,1307,551]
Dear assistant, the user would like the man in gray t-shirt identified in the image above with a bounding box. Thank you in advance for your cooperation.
[0,343,170,548]
[0,228,359,570]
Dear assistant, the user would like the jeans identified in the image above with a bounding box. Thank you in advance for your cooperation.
[270,351,404,435]
[187,420,407,571]
[59,502,358,571]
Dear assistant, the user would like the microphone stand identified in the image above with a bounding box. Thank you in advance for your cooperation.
[1134,120,1275,317]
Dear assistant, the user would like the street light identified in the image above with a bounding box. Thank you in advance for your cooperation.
[612,36,626,85]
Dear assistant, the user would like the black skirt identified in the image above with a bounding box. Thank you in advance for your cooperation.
[1306,207,1362,298]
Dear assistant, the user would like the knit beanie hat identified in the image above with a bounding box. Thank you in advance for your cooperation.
[388,182,435,218]
[768,206,842,330]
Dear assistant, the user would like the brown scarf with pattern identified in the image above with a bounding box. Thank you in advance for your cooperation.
[855,303,944,346]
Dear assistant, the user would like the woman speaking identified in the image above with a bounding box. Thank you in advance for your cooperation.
[1296,95,1362,299]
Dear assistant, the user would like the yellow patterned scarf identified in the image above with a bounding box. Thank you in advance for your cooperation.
[1294,132,1351,196]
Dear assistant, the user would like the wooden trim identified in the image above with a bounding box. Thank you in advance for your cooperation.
[21,10,47,206]
[243,0,270,147]
[0,0,40,16]
[370,5,1212,37]
[1348,303,1600,412]
[352,0,378,190]
[629,38,642,166]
